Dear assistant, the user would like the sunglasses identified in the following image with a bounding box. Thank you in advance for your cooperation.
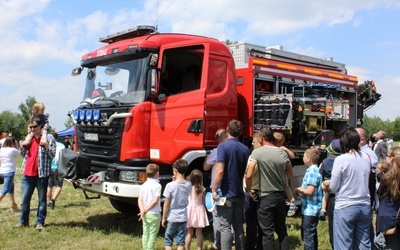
[29,125,39,129]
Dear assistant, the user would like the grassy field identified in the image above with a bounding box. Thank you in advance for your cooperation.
[0,159,332,250]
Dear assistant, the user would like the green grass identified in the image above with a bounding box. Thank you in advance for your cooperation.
[0,159,332,250]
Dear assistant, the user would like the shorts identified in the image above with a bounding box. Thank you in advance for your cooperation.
[48,170,63,188]
[164,221,187,246]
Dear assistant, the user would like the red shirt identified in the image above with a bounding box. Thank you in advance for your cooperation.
[23,137,40,176]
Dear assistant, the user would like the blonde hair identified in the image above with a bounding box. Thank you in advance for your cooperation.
[273,132,285,147]
[32,103,45,115]
[146,164,159,178]
[379,154,400,201]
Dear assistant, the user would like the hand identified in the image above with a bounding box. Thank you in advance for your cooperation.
[212,190,220,201]
[248,190,258,202]
[293,187,300,196]
[322,180,331,192]
[161,218,167,228]
[137,211,143,221]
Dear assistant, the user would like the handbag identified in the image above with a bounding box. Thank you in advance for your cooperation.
[382,208,400,235]
[0,175,3,185]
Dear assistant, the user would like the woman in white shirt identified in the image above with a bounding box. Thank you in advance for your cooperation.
[0,136,21,212]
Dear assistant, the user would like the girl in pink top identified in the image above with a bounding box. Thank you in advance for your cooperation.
[185,169,209,250]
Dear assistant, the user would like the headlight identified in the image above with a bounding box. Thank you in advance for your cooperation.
[79,110,86,121]
[119,170,147,183]
[73,110,79,121]
[93,109,100,121]
[86,109,93,121]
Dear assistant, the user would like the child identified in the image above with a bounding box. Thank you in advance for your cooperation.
[185,169,209,250]
[294,148,323,249]
[31,102,49,145]
[318,139,341,221]
[273,132,297,216]
[138,163,162,250]
[375,160,391,211]
[162,159,192,250]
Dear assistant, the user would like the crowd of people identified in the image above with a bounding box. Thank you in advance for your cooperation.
[0,102,72,232]
[2,110,399,249]
[136,120,398,250]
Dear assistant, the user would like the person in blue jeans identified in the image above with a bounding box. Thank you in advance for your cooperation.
[162,159,192,250]
[213,119,250,250]
[328,127,372,249]
[294,148,323,250]
[15,116,56,231]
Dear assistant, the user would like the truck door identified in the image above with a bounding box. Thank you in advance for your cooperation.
[149,44,206,164]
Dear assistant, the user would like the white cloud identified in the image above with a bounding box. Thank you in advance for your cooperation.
[1,0,400,131]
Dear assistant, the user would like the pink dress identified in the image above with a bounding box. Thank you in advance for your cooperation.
[187,186,209,228]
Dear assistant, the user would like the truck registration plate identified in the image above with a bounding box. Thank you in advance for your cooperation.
[84,133,98,142]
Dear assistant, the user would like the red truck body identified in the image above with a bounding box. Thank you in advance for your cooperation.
[70,26,380,212]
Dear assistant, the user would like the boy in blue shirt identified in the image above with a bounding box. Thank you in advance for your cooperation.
[294,148,323,250]
[162,159,192,250]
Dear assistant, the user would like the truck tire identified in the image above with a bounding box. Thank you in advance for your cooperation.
[109,198,139,215]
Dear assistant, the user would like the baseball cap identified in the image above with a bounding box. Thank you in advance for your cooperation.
[327,139,341,155]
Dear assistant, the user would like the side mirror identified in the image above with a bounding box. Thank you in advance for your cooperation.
[71,67,83,76]
[147,68,160,103]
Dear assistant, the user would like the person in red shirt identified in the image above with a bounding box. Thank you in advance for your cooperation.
[15,116,56,231]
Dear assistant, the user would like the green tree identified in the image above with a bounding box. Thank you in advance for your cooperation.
[64,110,75,129]
[0,110,27,139]
[18,96,37,121]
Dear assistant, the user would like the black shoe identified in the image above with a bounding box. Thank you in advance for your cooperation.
[319,210,326,221]
[48,200,55,210]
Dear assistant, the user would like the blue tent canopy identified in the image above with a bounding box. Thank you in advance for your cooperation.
[57,126,74,137]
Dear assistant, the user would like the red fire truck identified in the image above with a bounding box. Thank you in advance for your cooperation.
[70,25,381,213]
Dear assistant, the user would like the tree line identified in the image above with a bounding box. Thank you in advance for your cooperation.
[0,96,73,140]
[0,96,397,141]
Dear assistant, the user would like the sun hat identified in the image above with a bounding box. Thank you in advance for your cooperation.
[327,139,341,155]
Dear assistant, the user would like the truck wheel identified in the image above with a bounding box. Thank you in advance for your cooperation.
[109,198,139,215]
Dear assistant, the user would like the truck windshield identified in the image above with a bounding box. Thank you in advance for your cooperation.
[81,54,152,105]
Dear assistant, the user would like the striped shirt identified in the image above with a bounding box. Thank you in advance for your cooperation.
[21,134,56,178]
[301,164,323,216]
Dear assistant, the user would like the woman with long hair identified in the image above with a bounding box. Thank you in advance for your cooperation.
[376,146,400,249]
[0,136,21,212]
[329,127,372,249]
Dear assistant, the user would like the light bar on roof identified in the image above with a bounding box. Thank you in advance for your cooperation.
[99,25,156,44]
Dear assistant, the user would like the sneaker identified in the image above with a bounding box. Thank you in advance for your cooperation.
[35,224,44,231]
[48,200,55,210]
[14,223,29,228]
[287,203,297,217]
[319,210,326,221]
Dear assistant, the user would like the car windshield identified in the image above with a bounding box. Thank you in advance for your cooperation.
[81,54,152,106]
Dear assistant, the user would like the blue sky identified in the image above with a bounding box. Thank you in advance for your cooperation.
[1,0,399,131]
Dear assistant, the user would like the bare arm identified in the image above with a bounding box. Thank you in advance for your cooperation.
[285,161,293,179]
[245,161,256,193]
[294,185,316,196]
[203,161,213,171]
[212,162,224,200]
[162,197,170,228]
[281,146,295,159]
[137,195,145,221]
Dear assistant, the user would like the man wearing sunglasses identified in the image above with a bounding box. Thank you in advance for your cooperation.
[15,116,56,231]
